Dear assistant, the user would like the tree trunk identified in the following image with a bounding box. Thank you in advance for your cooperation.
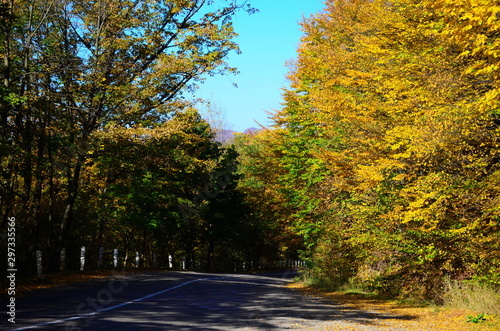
[206,239,214,272]
[50,155,84,271]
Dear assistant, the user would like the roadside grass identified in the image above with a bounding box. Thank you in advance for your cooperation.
[442,278,500,315]
[288,280,500,331]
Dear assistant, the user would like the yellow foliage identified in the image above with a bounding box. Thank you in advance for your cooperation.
[268,0,500,295]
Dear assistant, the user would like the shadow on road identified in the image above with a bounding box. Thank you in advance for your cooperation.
[7,270,418,331]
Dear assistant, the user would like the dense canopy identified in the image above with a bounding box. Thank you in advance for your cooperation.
[1,0,499,301]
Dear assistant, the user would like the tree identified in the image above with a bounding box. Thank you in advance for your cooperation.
[81,108,220,268]
[234,128,304,262]
[199,98,234,143]
[244,0,500,298]
[0,0,255,271]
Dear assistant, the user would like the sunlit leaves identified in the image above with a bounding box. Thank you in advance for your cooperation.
[240,0,500,295]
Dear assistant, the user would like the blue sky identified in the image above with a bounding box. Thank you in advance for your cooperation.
[195,0,325,132]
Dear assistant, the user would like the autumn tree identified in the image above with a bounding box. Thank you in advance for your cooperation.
[78,109,219,268]
[233,127,304,263]
[242,0,500,299]
[0,0,255,272]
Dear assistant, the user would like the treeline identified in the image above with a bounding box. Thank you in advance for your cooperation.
[3,0,499,302]
[235,0,500,301]
[0,0,279,276]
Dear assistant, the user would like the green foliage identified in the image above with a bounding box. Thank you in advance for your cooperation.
[3,93,27,106]
[0,0,260,273]
[467,314,487,324]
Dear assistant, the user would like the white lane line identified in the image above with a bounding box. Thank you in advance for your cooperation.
[12,276,228,330]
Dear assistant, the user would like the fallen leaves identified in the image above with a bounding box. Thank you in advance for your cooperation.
[288,282,500,331]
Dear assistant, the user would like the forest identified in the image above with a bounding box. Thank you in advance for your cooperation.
[1,0,499,302]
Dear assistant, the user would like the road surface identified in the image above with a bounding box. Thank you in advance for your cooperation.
[2,270,419,330]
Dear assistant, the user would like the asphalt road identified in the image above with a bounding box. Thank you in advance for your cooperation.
[2,270,419,331]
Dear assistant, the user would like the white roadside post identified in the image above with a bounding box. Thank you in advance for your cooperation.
[80,246,86,271]
[113,249,118,268]
[36,250,43,278]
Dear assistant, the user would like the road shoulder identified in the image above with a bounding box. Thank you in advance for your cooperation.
[287,282,499,331]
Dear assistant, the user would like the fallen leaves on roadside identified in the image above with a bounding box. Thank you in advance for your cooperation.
[288,282,499,331]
